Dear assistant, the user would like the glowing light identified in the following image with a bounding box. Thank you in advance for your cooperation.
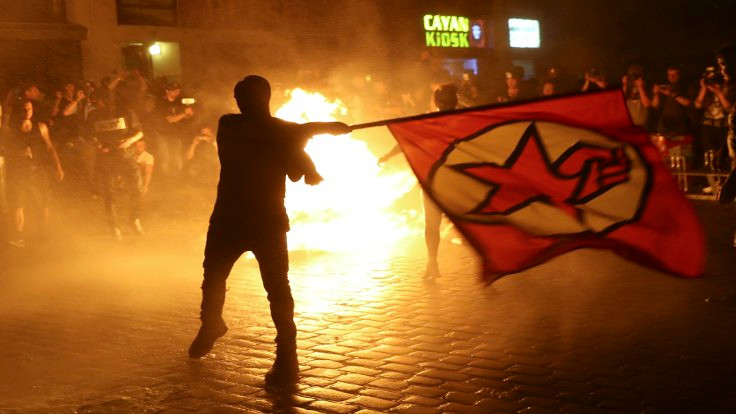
[508,18,541,48]
[148,43,161,55]
[275,89,418,257]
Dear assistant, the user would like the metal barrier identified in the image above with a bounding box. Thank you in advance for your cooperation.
[669,153,688,192]
[652,133,732,200]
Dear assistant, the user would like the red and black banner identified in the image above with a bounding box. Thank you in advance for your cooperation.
[379,90,704,281]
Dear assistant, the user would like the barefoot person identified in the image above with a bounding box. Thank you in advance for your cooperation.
[378,83,460,277]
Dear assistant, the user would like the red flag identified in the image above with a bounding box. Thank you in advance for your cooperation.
[385,90,704,281]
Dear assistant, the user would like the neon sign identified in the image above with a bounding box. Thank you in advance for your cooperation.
[423,14,485,48]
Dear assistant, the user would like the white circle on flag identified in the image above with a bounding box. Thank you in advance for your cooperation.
[428,121,649,236]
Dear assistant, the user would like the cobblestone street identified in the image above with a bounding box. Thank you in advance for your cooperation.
[1,200,735,413]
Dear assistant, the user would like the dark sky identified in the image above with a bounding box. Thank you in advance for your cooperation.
[383,0,736,82]
[537,0,736,77]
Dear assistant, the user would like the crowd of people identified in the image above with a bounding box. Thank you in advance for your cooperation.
[0,70,219,247]
[345,48,736,196]
[1,46,735,248]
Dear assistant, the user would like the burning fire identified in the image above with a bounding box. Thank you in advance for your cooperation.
[275,89,418,255]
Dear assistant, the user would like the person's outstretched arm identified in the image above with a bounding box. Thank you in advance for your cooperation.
[300,122,351,137]
[283,122,350,184]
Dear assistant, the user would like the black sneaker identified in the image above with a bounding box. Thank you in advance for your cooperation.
[265,352,299,390]
[188,319,228,358]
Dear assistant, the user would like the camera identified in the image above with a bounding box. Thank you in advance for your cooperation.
[702,66,723,85]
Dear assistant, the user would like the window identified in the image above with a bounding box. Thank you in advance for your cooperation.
[0,0,67,23]
[116,0,178,26]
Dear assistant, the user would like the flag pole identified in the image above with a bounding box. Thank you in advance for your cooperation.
[349,101,507,130]
[349,88,624,130]
[350,106,481,130]
[349,97,519,130]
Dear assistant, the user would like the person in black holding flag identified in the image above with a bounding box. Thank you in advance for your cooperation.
[188,75,350,387]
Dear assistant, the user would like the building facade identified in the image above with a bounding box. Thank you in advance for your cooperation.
[1,1,553,103]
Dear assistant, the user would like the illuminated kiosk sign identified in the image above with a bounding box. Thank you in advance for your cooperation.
[423,14,485,48]
[508,18,540,48]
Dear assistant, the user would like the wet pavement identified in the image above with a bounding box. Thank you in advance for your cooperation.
[1,196,735,413]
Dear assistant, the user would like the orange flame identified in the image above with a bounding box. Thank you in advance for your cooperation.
[275,89,418,256]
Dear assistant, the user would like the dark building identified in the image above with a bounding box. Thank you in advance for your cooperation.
[0,0,85,94]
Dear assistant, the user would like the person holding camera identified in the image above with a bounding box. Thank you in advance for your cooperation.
[156,82,193,179]
[622,64,652,128]
[581,68,608,92]
[695,63,733,185]
[52,82,88,191]
[185,124,219,186]
[652,66,694,137]
[711,45,736,247]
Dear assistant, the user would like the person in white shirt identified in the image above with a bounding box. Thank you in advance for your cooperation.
[129,138,154,235]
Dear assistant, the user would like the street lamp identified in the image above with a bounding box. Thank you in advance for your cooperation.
[148,43,162,55]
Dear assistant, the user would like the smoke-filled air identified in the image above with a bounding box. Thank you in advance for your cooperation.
[2,0,736,412]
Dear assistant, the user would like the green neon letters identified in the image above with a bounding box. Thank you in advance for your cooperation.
[425,32,470,48]
[423,14,470,48]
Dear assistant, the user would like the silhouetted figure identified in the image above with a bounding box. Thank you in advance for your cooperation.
[188,75,350,388]
[378,83,459,278]
[3,100,64,247]
[715,46,736,248]
[86,91,143,240]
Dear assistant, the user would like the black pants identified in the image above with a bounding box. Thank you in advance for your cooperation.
[98,154,139,229]
[201,225,296,350]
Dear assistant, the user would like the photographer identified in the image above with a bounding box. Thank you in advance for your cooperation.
[185,124,218,186]
[156,82,194,179]
[53,82,88,192]
[621,64,652,128]
[652,66,694,138]
[713,45,736,247]
[694,63,733,186]
[581,68,608,92]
